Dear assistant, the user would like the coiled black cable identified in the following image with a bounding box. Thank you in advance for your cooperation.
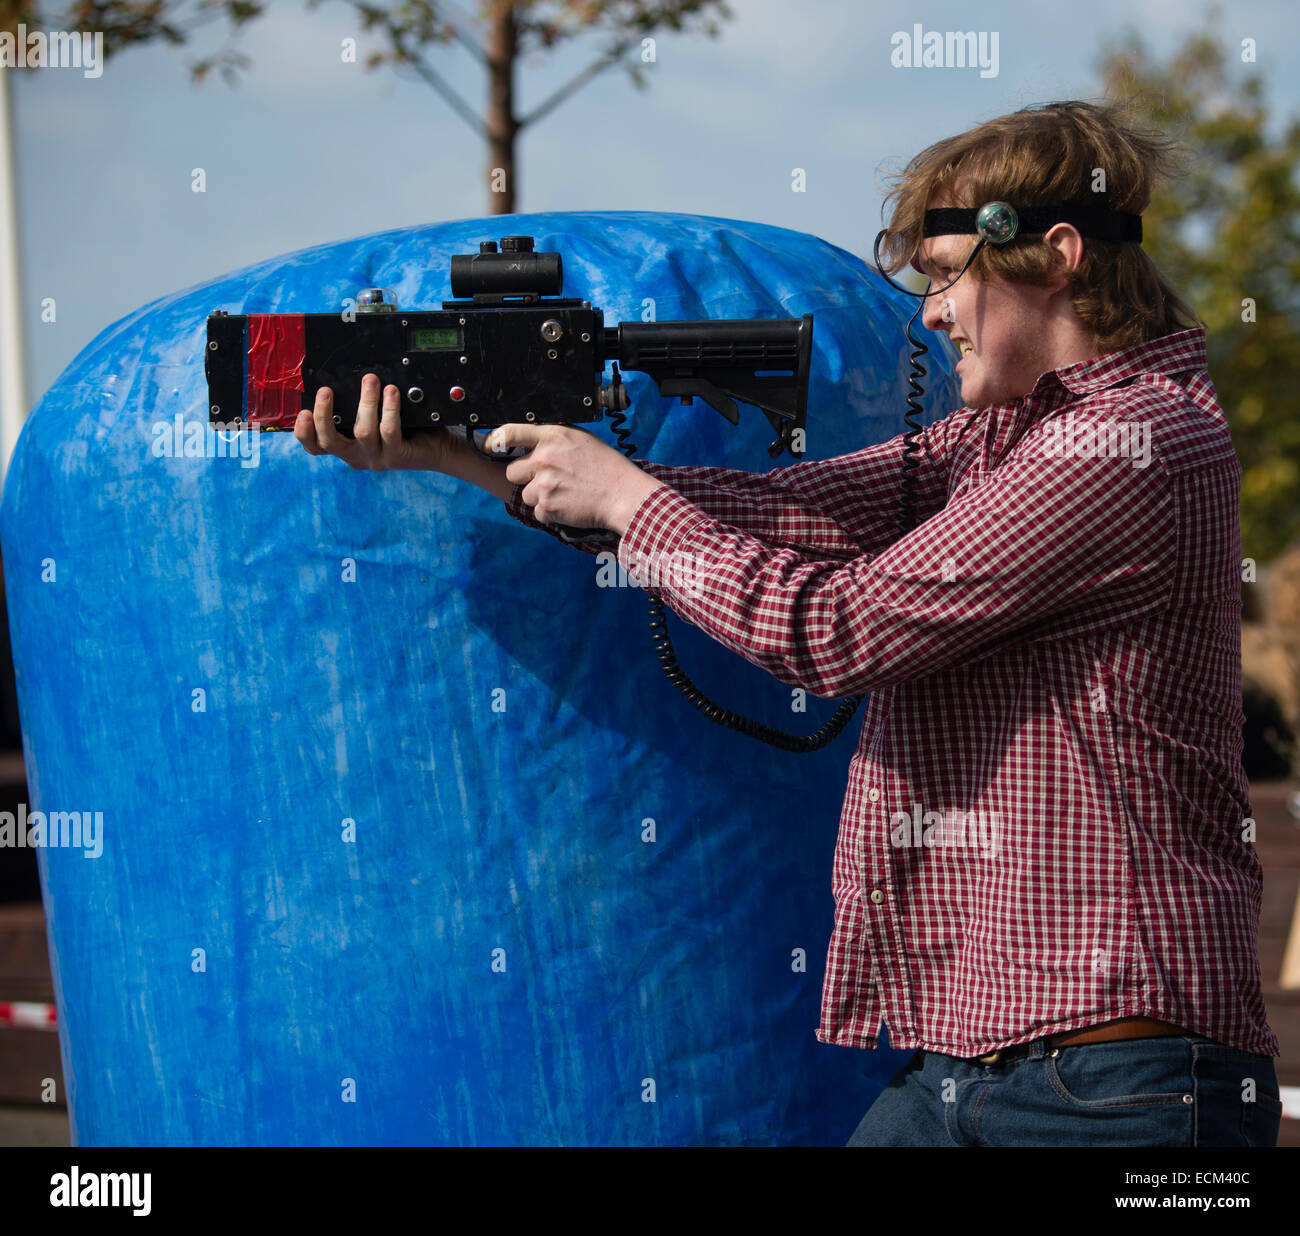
[489,379,862,752]
[607,412,862,754]
[645,598,863,752]
[896,298,930,539]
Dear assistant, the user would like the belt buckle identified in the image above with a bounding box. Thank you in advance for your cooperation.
[976,1049,1002,1064]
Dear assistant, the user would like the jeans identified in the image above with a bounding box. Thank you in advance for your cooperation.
[846,1032,1283,1147]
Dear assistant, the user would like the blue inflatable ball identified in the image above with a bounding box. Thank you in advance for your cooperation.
[1,211,957,1145]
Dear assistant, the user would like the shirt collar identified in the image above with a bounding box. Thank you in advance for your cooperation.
[1030,325,1208,401]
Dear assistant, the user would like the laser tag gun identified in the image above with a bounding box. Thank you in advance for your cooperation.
[204,234,812,463]
[204,236,859,754]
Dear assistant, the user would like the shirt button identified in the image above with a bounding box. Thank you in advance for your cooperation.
[867,787,880,803]
[869,889,885,904]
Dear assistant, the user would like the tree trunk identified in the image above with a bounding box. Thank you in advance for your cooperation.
[486,3,518,215]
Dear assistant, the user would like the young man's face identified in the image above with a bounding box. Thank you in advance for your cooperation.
[914,232,1063,410]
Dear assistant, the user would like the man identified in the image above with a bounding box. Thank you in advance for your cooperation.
[296,101,1281,1148]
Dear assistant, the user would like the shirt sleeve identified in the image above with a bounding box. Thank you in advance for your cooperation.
[502,408,982,559]
[613,439,1177,698]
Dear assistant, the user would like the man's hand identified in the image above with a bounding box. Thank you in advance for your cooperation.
[488,423,664,536]
[295,373,466,472]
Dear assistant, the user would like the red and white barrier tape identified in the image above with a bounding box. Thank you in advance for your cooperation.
[0,996,1294,1118]
[1281,1086,1300,1122]
[0,1000,58,1030]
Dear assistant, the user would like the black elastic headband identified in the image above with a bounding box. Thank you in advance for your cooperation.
[924,204,1142,244]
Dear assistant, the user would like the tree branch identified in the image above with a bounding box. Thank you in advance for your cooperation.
[518,36,633,128]
[396,39,489,139]
[436,0,488,65]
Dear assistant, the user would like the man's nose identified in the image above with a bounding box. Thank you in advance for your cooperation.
[920,286,948,332]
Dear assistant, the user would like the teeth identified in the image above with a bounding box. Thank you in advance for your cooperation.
[957,340,973,356]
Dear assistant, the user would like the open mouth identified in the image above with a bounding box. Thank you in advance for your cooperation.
[955,339,974,358]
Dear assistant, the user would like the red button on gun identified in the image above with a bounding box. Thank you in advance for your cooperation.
[449,386,466,401]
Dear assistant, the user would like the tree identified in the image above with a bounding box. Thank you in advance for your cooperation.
[36,0,733,213]
[1097,12,1300,564]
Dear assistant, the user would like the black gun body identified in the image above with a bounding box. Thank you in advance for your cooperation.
[207,303,604,435]
[206,299,811,456]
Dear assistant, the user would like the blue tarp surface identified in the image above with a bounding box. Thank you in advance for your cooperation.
[0,210,957,1145]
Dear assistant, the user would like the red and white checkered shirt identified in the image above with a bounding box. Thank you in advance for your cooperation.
[505,325,1278,1058]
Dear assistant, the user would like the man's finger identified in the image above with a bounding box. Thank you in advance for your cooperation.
[378,385,403,455]
[357,372,381,423]
[295,406,324,455]
[487,423,547,455]
[504,454,537,486]
[312,386,346,451]
[354,375,382,464]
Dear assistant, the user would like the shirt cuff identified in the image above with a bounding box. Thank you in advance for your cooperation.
[502,482,616,556]
[616,483,715,591]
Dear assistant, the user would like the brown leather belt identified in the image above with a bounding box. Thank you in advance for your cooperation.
[971,1018,1192,1065]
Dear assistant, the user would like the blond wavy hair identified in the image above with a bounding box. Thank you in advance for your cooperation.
[876,101,1202,353]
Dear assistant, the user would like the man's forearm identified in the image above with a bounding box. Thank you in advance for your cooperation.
[442,443,518,504]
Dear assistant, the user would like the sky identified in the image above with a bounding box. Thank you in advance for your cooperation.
[9,0,1298,414]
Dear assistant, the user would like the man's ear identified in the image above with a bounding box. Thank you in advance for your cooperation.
[1041,222,1085,289]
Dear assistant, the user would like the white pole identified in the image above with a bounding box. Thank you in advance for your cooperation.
[0,69,28,488]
